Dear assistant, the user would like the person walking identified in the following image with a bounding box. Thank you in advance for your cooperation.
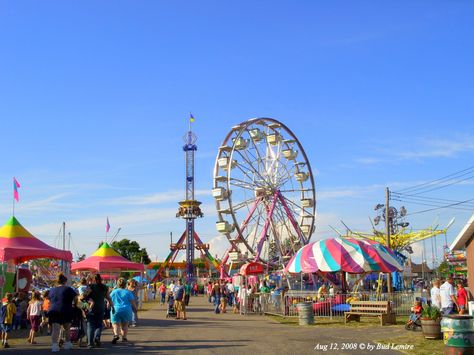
[48,273,77,352]
[159,283,167,305]
[174,279,187,320]
[456,281,468,315]
[430,279,441,309]
[82,274,113,349]
[127,279,139,327]
[1,292,17,348]
[440,277,456,316]
[27,291,42,344]
[212,281,221,314]
[110,278,137,344]
[184,281,192,306]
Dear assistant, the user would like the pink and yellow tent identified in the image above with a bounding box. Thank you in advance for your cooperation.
[0,217,72,263]
[71,242,144,273]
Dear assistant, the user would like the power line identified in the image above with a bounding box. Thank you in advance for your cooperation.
[392,194,474,210]
[405,197,474,216]
[409,173,474,196]
[392,197,474,212]
[394,166,474,194]
[392,191,474,207]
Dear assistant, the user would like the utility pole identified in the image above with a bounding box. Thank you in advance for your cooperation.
[62,221,66,250]
[385,187,393,293]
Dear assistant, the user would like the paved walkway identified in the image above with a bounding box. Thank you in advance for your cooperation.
[7,296,409,354]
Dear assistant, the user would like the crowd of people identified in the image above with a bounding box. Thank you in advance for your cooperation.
[0,273,140,351]
[429,277,469,315]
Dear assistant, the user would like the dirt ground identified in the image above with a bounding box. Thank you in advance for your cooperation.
[5,296,427,354]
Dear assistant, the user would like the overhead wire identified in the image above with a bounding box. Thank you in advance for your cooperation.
[391,196,474,212]
[403,198,474,216]
[392,192,474,208]
[394,166,474,194]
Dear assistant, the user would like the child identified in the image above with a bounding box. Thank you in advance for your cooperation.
[220,294,227,313]
[70,296,86,347]
[103,299,112,329]
[40,290,51,335]
[406,300,422,328]
[1,293,17,348]
[27,291,43,344]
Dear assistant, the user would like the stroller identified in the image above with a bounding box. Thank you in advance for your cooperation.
[405,297,424,331]
[166,295,177,318]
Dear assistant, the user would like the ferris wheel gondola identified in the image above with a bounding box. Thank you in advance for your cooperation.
[213,118,316,267]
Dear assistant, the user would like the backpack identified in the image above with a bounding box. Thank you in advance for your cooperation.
[0,303,7,323]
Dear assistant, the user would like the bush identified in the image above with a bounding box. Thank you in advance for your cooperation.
[421,305,441,320]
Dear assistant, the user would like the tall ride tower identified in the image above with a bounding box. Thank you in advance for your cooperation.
[150,117,222,283]
[176,121,203,280]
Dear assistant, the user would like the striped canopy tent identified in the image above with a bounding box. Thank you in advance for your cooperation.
[71,242,144,273]
[0,216,72,263]
[284,237,403,274]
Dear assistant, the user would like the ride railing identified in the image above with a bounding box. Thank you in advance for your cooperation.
[259,290,416,318]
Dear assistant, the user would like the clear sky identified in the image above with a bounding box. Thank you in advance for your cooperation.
[1,1,473,267]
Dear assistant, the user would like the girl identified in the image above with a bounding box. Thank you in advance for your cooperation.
[27,292,43,344]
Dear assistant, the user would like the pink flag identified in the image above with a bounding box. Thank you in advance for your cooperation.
[106,217,110,233]
[13,177,20,202]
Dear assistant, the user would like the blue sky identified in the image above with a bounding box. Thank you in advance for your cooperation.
[0,1,473,266]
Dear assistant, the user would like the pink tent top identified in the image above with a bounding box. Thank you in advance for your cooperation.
[71,242,144,272]
[0,216,72,264]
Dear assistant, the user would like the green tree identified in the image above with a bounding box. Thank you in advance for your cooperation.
[111,239,151,264]
[437,260,451,277]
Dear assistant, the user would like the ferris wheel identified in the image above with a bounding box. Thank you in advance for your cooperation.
[213,117,316,267]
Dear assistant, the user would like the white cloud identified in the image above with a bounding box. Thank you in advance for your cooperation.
[104,189,211,206]
[0,193,75,215]
[355,134,474,165]
[207,234,231,259]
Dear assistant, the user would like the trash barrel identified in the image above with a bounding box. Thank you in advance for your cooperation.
[297,303,314,325]
[441,315,474,355]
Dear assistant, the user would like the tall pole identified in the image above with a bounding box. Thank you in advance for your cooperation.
[385,187,393,293]
[61,222,66,274]
[62,222,66,250]
[177,116,203,282]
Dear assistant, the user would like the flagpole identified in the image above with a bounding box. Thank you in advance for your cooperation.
[12,177,15,217]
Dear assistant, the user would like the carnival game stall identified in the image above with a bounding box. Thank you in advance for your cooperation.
[282,237,403,317]
[238,262,266,315]
[0,216,73,296]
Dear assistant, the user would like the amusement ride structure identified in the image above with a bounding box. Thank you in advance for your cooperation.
[213,118,316,275]
[151,118,220,282]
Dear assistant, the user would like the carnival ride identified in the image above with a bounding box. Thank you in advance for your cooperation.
[347,221,454,254]
[151,118,222,282]
[213,118,315,275]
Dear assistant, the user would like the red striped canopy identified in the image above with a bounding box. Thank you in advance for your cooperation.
[71,242,144,272]
[0,216,72,263]
[285,237,403,274]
